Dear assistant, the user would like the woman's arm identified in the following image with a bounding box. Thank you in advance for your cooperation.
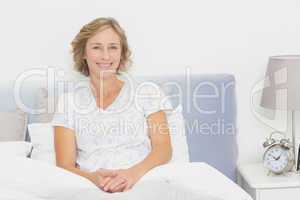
[130,110,172,177]
[104,110,172,192]
[54,126,117,187]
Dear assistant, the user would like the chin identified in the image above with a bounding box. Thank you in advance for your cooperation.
[95,70,117,79]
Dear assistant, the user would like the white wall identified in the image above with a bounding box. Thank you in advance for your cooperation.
[1,0,299,164]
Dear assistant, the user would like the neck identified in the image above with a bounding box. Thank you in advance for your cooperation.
[89,74,121,97]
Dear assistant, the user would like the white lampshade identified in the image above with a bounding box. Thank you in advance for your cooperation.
[261,55,300,111]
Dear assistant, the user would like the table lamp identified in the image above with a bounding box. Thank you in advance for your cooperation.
[261,55,300,170]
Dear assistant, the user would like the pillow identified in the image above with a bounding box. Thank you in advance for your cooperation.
[166,105,189,163]
[0,109,27,141]
[0,141,32,157]
[27,123,56,164]
[31,88,56,123]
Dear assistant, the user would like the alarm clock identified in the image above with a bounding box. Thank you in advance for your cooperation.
[262,131,294,175]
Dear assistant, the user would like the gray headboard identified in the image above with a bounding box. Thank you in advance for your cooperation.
[1,73,238,182]
[133,74,238,182]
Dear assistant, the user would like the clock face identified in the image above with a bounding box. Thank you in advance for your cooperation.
[263,144,290,174]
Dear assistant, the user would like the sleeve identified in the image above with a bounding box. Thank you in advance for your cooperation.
[51,93,75,130]
[136,82,174,118]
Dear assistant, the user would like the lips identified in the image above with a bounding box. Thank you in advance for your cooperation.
[96,63,112,69]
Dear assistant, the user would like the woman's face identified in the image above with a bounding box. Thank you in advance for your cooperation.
[84,27,122,79]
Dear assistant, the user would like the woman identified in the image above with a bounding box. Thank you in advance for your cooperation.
[52,17,173,193]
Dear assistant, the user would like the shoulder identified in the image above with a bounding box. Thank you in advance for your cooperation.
[130,80,173,117]
[132,79,163,97]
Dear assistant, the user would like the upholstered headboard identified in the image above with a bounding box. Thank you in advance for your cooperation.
[133,74,238,182]
[0,73,238,182]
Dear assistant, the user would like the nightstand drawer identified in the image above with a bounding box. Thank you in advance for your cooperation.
[258,188,300,200]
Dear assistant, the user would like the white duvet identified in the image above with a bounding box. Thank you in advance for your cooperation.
[0,157,252,200]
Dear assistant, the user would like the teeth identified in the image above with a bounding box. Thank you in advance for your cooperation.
[97,63,111,68]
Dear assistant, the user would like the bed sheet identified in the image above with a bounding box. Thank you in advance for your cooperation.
[0,157,252,200]
[140,162,253,200]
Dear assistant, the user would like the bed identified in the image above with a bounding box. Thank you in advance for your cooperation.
[0,72,252,200]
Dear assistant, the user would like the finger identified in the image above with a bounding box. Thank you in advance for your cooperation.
[103,177,118,192]
[107,177,126,192]
[110,178,127,192]
[111,182,127,193]
[123,181,132,192]
[104,177,125,192]
[98,177,111,189]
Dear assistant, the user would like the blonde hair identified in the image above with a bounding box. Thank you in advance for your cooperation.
[71,17,132,76]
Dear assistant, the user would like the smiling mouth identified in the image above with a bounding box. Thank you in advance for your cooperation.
[97,63,112,69]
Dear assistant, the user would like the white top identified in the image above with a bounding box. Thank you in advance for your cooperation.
[52,76,173,171]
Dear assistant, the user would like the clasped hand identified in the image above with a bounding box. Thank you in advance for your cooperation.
[93,168,139,193]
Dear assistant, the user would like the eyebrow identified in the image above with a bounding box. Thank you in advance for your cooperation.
[90,42,120,45]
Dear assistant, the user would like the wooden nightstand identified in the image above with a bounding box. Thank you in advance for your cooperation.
[237,163,300,200]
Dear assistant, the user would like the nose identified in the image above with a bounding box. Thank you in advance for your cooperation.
[101,48,110,60]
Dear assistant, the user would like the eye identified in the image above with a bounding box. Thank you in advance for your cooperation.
[109,46,118,50]
[92,46,100,49]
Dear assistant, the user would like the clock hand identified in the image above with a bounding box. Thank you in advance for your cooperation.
[275,153,282,160]
[271,155,278,160]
